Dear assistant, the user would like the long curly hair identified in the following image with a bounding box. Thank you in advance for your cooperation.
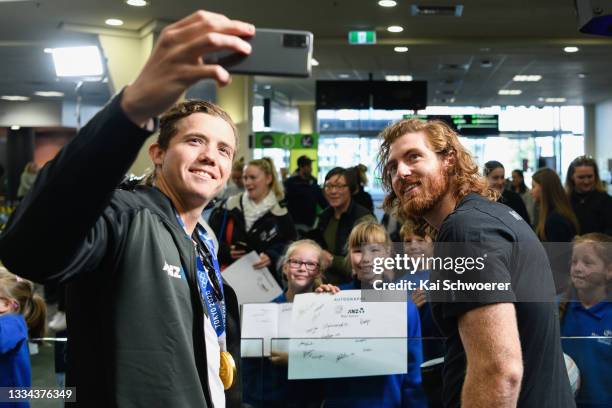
[378,118,492,221]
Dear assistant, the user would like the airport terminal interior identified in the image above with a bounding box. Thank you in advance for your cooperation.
[0,0,611,407]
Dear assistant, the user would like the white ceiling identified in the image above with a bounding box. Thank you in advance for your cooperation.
[1,0,612,107]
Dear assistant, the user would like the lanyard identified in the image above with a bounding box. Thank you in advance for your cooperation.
[173,210,226,344]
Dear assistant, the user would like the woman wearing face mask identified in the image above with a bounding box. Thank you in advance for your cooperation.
[210,157,297,283]
[483,161,531,225]
[316,222,427,408]
[565,156,612,236]
[309,167,375,285]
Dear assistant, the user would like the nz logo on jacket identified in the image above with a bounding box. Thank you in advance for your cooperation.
[163,261,184,280]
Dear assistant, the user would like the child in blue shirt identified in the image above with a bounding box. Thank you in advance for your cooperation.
[243,239,328,408]
[559,233,611,408]
[0,267,47,408]
[317,221,427,408]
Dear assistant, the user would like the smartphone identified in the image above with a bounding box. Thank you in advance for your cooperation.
[204,28,313,78]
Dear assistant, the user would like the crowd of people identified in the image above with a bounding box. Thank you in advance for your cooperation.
[0,8,610,408]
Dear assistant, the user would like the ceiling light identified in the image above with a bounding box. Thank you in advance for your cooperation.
[564,46,579,53]
[378,0,397,7]
[35,91,65,97]
[339,74,350,79]
[105,19,124,27]
[126,0,148,6]
[513,75,542,82]
[387,25,404,33]
[263,85,271,90]
[578,73,586,78]
[311,58,319,66]
[394,46,409,53]
[43,48,52,54]
[1,95,30,101]
[10,125,21,130]
[544,97,566,103]
[50,46,104,78]
[385,75,413,81]
[498,89,522,95]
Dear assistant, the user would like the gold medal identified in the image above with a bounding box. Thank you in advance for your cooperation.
[219,351,236,390]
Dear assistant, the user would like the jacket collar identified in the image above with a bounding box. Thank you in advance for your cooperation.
[224,192,287,216]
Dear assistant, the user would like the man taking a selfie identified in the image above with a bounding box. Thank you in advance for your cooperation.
[0,10,254,408]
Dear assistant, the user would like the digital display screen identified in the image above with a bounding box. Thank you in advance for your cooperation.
[402,114,499,135]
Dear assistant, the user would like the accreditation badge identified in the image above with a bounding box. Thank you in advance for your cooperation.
[219,351,236,390]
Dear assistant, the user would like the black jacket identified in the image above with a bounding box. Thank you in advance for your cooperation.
[283,174,327,227]
[499,189,530,225]
[0,95,241,407]
[209,193,297,283]
[570,189,612,235]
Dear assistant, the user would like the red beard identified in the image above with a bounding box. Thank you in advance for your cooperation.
[396,167,449,219]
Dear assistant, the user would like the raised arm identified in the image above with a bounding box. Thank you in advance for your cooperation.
[0,10,254,281]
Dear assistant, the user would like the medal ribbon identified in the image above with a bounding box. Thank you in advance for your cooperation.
[173,210,226,341]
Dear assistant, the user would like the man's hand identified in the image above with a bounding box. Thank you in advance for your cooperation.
[121,10,254,126]
[459,303,523,408]
[252,252,271,269]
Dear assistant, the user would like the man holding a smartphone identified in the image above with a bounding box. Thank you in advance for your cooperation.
[0,10,254,408]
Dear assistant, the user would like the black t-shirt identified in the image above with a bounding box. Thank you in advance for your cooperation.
[431,193,575,408]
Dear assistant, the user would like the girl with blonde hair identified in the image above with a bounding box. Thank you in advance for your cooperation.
[0,267,47,390]
[317,221,427,408]
[559,233,611,407]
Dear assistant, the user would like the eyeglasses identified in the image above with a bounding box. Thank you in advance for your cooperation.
[287,259,319,272]
[324,184,348,191]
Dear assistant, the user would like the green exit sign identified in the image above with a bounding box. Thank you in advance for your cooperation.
[348,31,376,45]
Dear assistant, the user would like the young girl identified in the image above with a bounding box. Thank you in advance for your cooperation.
[559,233,611,408]
[274,239,328,303]
[317,221,426,408]
[0,267,47,402]
[243,240,328,408]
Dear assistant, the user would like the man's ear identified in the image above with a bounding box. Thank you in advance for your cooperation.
[149,143,164,166]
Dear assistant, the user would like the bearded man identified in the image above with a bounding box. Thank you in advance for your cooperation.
[377,119,575,408]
